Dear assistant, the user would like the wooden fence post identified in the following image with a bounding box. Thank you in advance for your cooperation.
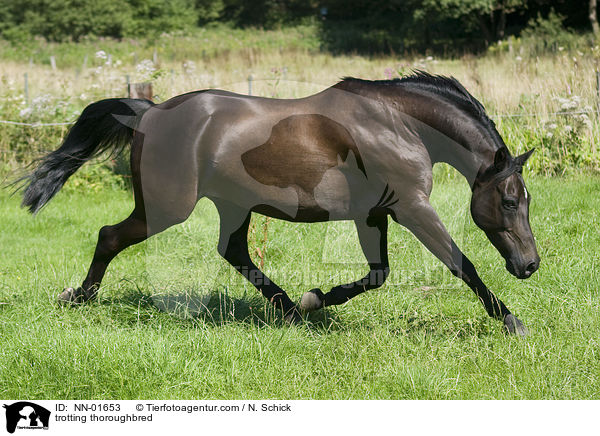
[128,81,153,101]
[24,73,29,105]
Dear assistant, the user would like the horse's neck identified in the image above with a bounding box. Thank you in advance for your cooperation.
[325,83,496,187]
[393,89,496,187]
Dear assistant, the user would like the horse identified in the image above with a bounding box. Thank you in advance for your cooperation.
[20,71,539,335]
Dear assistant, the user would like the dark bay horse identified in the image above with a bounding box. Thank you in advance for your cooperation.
[21,72,539,335]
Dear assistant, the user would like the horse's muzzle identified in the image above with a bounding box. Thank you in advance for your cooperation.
[506,257,540,279]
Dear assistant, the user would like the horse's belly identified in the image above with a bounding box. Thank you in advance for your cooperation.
[206,162,378,222]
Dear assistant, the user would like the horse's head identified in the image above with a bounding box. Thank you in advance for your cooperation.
[470,147,540,279]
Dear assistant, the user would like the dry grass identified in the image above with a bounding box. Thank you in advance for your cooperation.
[0,42,597,112]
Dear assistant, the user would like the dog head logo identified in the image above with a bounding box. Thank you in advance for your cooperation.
[3,402,50,433]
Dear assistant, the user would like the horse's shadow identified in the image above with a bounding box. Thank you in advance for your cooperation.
[95,287,497,337]
[97,287,343,330]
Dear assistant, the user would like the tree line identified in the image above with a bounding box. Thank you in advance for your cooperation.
[0,0,595,53]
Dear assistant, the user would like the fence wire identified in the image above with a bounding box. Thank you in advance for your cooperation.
[0,120,75,127]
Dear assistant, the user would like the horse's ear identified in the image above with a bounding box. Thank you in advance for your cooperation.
[494,147,511,172]
[516,148,535,166]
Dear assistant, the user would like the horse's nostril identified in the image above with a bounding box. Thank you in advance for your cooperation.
[525,261,538,276]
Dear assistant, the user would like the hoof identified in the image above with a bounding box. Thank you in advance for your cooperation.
[299,288,325,312]
[504,314,528,337]
[283,308,303,325]
[57,287,87,305]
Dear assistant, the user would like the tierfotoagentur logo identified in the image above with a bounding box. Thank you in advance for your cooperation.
[3,402,50,433]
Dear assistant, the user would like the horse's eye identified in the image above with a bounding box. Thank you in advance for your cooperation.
[502,198,518,210]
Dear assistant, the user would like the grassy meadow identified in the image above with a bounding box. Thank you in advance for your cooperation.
[1,27,600,399]
[0,175,599,399]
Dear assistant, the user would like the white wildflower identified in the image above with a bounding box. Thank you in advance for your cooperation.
[564,125,573,133]
[183,60,196,75]
[515,56,522,62]
[30,94,54,115]
[547,123,558,130]
[136,59,155,80]
[19,107,33,118]
[579,114,593,130]
[95,50,107,60]
[546,132,553,138]
[558,96,579,111]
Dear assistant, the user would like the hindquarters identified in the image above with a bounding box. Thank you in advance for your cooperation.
[129,102,205,233]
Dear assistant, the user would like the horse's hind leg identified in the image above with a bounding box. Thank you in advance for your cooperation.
[214,200,301,323]
[59,199,196,304]
[60,131,197,303]
[300,216,389,311]
[59,208,149,303]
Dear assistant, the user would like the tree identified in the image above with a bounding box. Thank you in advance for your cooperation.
[419,0,528,44]
[590,0,599,35]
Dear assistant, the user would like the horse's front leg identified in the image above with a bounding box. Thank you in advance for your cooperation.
[398,199,527,336]
[299,216,389,311]
[214,200,302,324]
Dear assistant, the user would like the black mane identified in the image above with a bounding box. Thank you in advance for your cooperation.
[338,71,493,127]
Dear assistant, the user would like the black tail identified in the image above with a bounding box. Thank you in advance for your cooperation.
[20,98,154,214]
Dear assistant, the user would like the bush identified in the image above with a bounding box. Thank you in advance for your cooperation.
[519,10,584,55]
[490,10,587,58]
[0,0,199,42]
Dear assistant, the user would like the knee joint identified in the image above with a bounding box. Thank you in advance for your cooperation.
[98,225,120,253]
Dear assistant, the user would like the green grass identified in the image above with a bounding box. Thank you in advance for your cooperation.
[0,173,599,399]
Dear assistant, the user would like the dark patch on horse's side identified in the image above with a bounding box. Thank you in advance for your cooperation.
[242,114,366,220]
